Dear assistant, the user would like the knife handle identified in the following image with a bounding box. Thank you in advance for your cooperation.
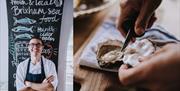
[122,11,143,37]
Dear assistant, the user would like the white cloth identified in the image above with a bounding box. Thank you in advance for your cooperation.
[79,17,179,72]
[16,56,58,91]
[79,18,124,72]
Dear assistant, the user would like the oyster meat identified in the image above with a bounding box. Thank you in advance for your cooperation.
[97,40,124,69]
[100,49,123,64]
[97,39,156,69]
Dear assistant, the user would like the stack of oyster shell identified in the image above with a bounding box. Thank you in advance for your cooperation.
[97,39,156,69]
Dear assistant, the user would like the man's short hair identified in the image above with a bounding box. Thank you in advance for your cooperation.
[29,36,44,45]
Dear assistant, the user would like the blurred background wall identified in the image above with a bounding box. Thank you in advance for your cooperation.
[156,0,180,39]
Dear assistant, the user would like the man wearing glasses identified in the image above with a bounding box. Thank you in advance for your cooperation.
[16,36,58,91]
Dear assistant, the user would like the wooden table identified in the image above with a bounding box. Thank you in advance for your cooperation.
[73,21,147,91]
[73,11,134,90]
[73,1,146,90]
[74,28,125,91]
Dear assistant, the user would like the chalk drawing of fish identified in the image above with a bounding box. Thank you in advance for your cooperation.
[13,17,36,26]
[54,0,63,7]
[9,33,16,61]
[12,26,33,33]
[15,33,33,40]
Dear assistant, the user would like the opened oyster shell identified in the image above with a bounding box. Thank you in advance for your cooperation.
[123,39,155,66]
[97,39,156,68]
[97,40,124,69]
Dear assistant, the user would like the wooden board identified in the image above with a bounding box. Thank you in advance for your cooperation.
[73,1,142,90]
[73,20,147,91]
[74,28,124,91]
[73,22,126,91]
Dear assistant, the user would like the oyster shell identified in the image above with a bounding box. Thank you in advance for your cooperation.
[97,40,124,68]
[123,39,155,67]
[97,39,156,68]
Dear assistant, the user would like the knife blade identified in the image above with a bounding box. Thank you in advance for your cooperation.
[120,27,134,52]
[120,12,140,52]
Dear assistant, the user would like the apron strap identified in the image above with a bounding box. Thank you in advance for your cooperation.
[41,57,45,75]
[26,58,31,74]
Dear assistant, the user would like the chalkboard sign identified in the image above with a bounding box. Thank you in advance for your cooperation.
[6,0,64,90]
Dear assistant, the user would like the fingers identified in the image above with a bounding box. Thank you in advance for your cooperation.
[117,8,132,37]
[119,44,180,89]
[24,81,30,86]
[147,13,157,28]
[46,75,54,82]
[118,0,161,36]
[120,64,129,69]
[118,64,145,86]
[118,54,156,86]
[118,0,138,37]
[135,0,162,35]
[43,75,54,83]
[139,54,154,63]
[118,64,130,85]
[118,52,158,86]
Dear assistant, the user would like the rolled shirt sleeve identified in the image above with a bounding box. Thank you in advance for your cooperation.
[50,62,58,90]
[44,57,58,90]
[16,62,27,91]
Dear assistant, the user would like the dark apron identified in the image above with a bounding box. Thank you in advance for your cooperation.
[25,58,46,83]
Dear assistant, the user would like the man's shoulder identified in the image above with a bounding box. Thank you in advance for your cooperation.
[18,58,29,67]
[42,56,55,65]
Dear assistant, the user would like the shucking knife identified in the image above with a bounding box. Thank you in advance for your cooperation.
[120,12,142,52]
[120,27,134,52]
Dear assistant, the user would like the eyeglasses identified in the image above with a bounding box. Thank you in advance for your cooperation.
[28,43,43,48]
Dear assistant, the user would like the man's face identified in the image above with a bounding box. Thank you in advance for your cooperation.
[28,39,43,56]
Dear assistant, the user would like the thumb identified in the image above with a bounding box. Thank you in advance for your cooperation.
[135,0,161,35]
[135,11,153,36]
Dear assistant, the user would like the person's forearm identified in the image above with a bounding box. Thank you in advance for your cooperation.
[19,87,35,91]
[30,82,54,91]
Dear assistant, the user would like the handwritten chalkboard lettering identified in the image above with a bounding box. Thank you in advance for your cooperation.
[16,52,29,56]
[11,6,47,16]
[54,0,63,7]
[40,32,53,36]
[37,26,55,32]
[11,61,19,68]
[41,36,55,41]
[14,81,16,88]
[15,43,24,48]
[19,56,27,60]
[10,0,28,5]
[13,74,16,79]
[32,0,62,7]
[43,49,51,54]
[43,47,58,58]
[39,15,59,23]
[40,32,55,42]
[15,41,28,47]
[48,8,62,15]
[28,0,35,5]
[16,48,28,52]
[35,0,52,6]
[42,44,53,58]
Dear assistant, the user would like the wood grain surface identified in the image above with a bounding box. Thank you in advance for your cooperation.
[74,27,125,91]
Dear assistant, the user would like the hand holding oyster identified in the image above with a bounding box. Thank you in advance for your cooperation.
[96,28,179,70]
[97,39,156,69]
